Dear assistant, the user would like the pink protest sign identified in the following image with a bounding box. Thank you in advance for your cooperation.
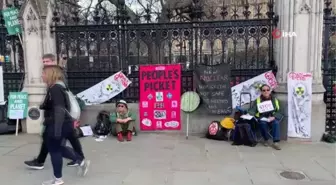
[139,64,181,131]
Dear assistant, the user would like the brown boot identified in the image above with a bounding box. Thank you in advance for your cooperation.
[117,132,124,142]
[127,131,132,141]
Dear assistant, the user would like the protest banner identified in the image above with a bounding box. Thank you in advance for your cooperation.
[77,71,131,105]
[287,72,312,138]
[7,92,28,135]
[139,64,181,131]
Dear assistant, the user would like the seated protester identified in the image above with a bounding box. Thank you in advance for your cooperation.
[109,100,136,142]
[248,84,283,150]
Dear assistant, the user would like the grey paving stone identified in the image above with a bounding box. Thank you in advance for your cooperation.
[0,146,17,155]
[208,164,252,185]
[0,134,335,185]
[172,171,210,185]
[171,155,208,172]
[4,143,40,156]
[241,151,283,168]
[247,166,283,184]
[123,169,169,185]
[278,157,335,181]
[208,169,253,185]
[313,157,336,178]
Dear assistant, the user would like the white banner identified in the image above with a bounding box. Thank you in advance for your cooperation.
[77,71,131,105]
[231,71,278,108]
[287,72,312,138]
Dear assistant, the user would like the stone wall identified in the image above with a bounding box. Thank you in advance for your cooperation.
[80,103,225,136]
[79,103,291,140]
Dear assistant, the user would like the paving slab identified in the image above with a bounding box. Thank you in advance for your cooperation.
[0,133,334,185]
[247,166,284,184]
[172,171,210,185]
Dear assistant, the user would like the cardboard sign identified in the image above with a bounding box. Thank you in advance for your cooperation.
[2,8,22,35]
[8,92,28,119]
[257,100,274,113]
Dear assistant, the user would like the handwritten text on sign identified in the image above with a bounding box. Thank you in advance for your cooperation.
[257,100,274,113]
[195,64,232,115]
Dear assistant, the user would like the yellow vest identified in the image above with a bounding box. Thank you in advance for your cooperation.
[255,97,280,117]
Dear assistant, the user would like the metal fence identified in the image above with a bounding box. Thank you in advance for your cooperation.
[51,0,278,102]
[0,5,25,100]
[323,0,336,134]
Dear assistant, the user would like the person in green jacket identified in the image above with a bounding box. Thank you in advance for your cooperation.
[110,100,136,142]
[248,84,283,150]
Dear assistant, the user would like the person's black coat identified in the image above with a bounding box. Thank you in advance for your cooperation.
[40,83,73,139]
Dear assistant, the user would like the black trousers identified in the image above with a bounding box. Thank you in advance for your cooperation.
[37,129,85,164]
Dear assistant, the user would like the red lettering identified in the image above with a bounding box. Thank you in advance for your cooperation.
[288,72,311,81]
[264,72,277,88]
[114,72,129,87]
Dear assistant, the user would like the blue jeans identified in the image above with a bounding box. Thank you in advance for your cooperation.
[258,119,280,142]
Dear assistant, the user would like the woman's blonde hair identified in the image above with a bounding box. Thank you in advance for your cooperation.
[43,65,64,86]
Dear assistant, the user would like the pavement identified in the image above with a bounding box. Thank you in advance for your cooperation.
[0,133,335,185]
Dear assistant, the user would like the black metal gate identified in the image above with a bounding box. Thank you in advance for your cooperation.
[323,0,336,134]
[51,0,278,102]
[0,3,25,100]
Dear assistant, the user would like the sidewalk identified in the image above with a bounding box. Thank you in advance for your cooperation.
[0,133,335,185]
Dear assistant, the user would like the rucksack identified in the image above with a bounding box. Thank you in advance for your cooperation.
[56,82,81,120]
[206,120,232,141]
[94,110,111,136]
[232,118,257,147]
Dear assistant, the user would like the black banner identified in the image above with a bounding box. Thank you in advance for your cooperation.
[195,64,232,115]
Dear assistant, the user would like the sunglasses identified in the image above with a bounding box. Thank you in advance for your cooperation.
[262,89,270,92]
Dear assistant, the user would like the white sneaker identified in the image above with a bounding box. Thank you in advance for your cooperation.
[42,177,64,185]
[77,160,91,177]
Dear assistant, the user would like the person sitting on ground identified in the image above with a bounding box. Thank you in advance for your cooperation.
[248,84,283,150]
[109,100,136,142]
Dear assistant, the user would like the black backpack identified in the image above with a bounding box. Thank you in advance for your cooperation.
[94,110,111,136]
[232,118,257,147]
[206,121,232,141]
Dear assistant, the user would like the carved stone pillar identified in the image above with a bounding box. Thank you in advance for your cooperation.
[274,0,326,141]
[19,0,55,134]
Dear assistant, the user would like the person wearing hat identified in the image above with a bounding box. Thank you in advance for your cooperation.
[110,100,136,142]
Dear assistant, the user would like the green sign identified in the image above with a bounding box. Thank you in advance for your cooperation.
[181,91,200,112]
[1,8,22,35]
[8,92,28,119]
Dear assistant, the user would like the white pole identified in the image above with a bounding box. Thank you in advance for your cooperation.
[186,113,189,140]
[17,34,23,46]
[15,119,19,136]
[0,65,4,103]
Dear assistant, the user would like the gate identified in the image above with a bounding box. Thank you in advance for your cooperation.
[0,4,25,100]
[51,0,278,102]
[323,0,336,134]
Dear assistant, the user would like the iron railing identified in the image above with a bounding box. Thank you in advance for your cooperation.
[51,0,278,102]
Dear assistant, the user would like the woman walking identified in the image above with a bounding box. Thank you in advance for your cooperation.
[41,65,80,185]
[25,54,89,175]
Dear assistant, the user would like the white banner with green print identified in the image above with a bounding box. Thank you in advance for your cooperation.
[287,72,312,138]
[76,71,131,105]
